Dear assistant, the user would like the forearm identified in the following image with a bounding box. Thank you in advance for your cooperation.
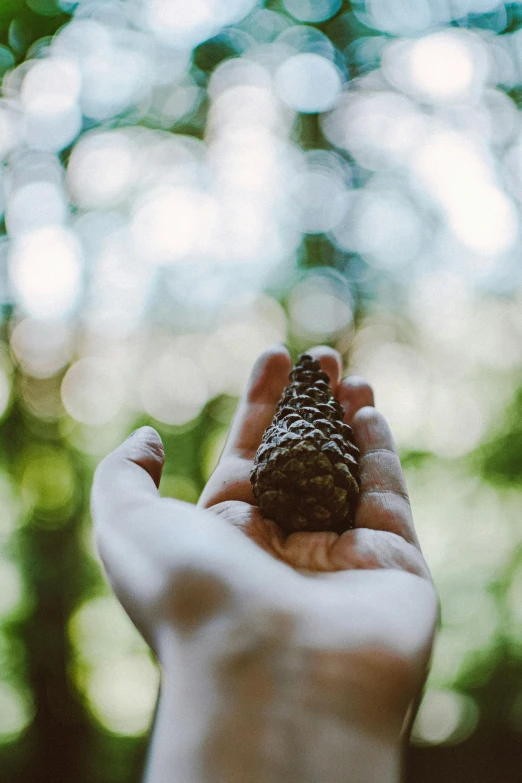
[144,643,403,783]
[146,695,402,783]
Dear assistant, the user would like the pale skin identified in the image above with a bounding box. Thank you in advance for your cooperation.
[91,345,438,783]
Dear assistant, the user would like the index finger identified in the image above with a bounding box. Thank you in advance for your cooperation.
[222,346,292,459]
[351,407,420,549]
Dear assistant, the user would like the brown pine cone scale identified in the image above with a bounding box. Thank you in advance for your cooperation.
[251,354,360,535]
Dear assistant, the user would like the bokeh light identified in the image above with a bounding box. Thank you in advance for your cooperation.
[61,358,125,426]
[6,180,68,237]
[8,226,83,319]
[338,188,423,268]
[131,185,218,266]
[412,689,480,746]
[141,0,258,49]
[283,0,342,23]
[0,681,33,743]
[20,445,78,523]
[70,594,159,736]
[275,53,343,113]
[84,655,159,736]
[0,558,23,619]
[0,475,18,542]
[10,319,72,379]
[67,130,138,209]
[139,351,209,425]
[383,30,487,104]
[288,271,353,342]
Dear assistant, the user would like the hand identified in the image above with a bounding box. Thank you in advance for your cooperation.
[91,345,438,783]
[199,345,431,576]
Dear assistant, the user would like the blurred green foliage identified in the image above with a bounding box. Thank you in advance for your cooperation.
[0,1,70,56]
[478,385,522,485]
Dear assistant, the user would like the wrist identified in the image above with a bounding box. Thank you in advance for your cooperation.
[147,690,403,783]
[145,632,405,783]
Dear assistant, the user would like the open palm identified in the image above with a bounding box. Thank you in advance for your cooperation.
[199,345,430,580]
[195,346,438,734]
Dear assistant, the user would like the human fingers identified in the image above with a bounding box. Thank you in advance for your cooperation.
[221,345,292,460]
[220,345,343,461]
[91,426,165,526]
[198,455,255,508]
[306,345,343,396]
[338,376,375,424]
[351,408,420,549]
[200,346,343,506]
[200,346,292,507]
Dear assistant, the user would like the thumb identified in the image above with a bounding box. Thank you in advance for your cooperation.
[91,426,165,526]
[122,425,165,489]
[90,427,165,651]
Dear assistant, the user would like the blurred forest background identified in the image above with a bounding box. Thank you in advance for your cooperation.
[1,0,522,781]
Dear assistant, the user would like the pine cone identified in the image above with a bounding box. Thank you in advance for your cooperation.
[250,354,360,535]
